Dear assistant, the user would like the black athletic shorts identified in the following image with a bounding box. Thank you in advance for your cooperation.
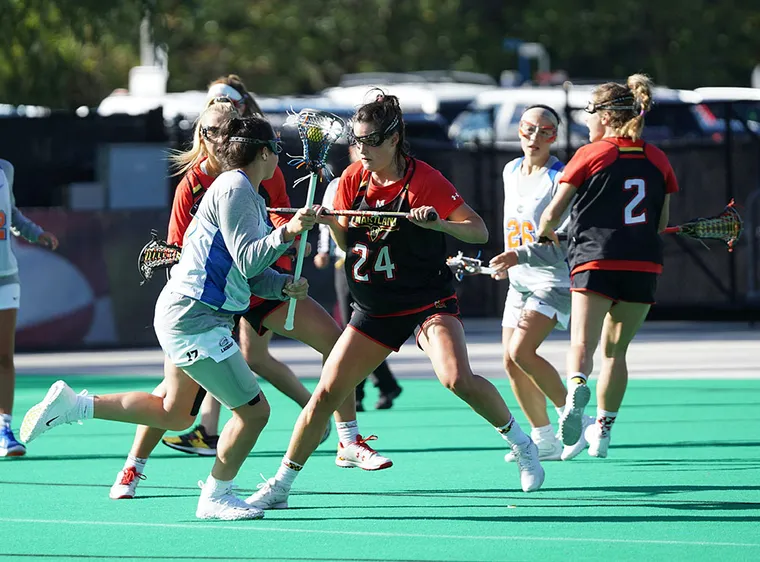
[349,296,461,351]
[235,299,287,336]
[571,270,658,304]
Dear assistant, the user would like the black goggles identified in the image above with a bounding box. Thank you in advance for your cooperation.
[584,95,636,114]
[350,116,400,147]
[229,136,283,154]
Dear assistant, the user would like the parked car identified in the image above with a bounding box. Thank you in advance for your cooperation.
[694,87,760,135]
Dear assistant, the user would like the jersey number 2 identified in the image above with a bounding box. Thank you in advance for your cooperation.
[0,210,6,240]
[623,179,647,225]
[352,243,396,282]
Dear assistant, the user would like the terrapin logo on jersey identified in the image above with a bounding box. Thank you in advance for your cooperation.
[349,215,400,242]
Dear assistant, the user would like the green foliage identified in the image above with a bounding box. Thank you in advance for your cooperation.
[1,0,758,109]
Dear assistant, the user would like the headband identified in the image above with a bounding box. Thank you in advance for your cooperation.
[206,83,244,103]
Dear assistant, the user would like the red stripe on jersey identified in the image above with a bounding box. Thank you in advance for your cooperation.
[369,295,457,318]
[572,259,663,274]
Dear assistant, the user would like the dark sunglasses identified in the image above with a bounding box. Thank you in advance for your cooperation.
[350,116,400,147]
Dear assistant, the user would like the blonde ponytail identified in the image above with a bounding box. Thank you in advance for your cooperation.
[618,73,654,141]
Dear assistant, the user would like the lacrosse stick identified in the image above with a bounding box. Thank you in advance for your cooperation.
[446,251,498,281]
[137,230,181,284]
[283,108,346,330]
[267,207,439,221]
[544,200,743,251]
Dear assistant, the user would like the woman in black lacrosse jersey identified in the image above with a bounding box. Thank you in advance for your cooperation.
[538,73,679,459]
[246,92,545,512]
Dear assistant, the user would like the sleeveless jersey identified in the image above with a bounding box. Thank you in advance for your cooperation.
[562,138,679,273]
[342,159,456,315]
[502,156,570,292]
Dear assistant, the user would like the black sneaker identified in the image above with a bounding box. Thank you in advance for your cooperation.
[162,424,218,456]
[375,386,402,410]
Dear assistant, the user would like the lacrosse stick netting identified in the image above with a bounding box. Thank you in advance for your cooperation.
[138,230,181,284]
[283,109,345,330]
[663,199,743,251]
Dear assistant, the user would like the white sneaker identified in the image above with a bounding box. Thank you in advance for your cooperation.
[561,416,595,461]
[558,382,591,446]
[587,424,611,458]
[505,432,562,462]
[510,439,545,492]
[109,466,146,500]
[20,381,87,444]
[335,435,392,470]
[196,481,265,520]
[245,477,290,510]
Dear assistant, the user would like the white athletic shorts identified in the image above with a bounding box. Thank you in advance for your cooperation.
[155,325,261,409]
[502,286,571,331]
[0,283,20,311]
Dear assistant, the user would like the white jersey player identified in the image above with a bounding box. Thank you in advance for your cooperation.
[0,159,58,458]
[490,105,592,462]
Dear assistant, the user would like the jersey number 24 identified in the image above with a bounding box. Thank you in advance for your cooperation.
[351,243,396,282]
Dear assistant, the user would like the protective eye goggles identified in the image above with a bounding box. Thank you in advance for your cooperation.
[584,95,637,114]
[200,125,220,141]
[229,136,283,154]
[519,120,557,140]
[350,116,400,147]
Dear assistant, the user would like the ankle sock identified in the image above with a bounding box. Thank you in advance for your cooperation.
[336,420,359,447]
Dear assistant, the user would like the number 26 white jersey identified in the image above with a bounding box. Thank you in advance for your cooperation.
[502,156,570,293]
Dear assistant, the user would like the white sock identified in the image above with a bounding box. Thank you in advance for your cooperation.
[124,455,147,473]
[78,394,94,420]
[495,416,530,447]
[0,414,11,429]
[596,408,618,437]
[555,406,564,419]
[568,372,587,387]
[531,424,555,441]
[204,474,233,495]
[274,458,303,489]
[336,420,359,447]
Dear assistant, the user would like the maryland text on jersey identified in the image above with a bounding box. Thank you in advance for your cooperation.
[350,215,400,242]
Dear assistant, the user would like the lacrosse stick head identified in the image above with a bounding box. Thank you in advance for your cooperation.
[285,109,345,179]
[138,230,181,284]
[678,199,743,251]
[446,251,485,281]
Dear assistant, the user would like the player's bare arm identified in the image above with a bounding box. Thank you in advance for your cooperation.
[409,203,488,244]
[538,181,577,242]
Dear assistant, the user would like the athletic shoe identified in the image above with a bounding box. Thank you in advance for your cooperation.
[510,439,545,492]
[109,466,146,499]
[505,432,562,462]
[587,423,611,458]
[375,386,403,410]
[561,415,595,461]
[319,421,332,445]
[196,480,264,520]
[0,426,26,457]
[161,425,218,456]
[335,434,393,470]
[558,381,591,446]
[245,477,290,510]
[20,380,87,444]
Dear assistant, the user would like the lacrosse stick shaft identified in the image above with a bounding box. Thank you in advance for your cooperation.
[268,207,438,221]
[283,174,318,331]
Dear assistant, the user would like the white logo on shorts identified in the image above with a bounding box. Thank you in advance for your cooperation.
[219,336,233,353]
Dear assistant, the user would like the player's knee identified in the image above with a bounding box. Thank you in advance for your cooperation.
[165,413,195,432]
[236,395,271,426]
[603,339,629,358]
[440,369,472,395]
[508,341,537,372]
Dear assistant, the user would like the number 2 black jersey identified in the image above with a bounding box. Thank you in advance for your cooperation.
[335,158,464,316]
[561,138,679,274]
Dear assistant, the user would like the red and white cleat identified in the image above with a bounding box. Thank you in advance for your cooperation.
[335,434,393,471]
[109,466,146,500]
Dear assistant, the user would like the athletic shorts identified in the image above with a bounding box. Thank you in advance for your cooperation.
[0,283,20,311]
[349,296,461,352]
[571,270,658,304]
[237,299,287,336]
[155,325,261,409]
[502,286,571,331]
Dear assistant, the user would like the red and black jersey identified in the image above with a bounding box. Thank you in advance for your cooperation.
[562,137,679,274]
[335,158,464,316]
